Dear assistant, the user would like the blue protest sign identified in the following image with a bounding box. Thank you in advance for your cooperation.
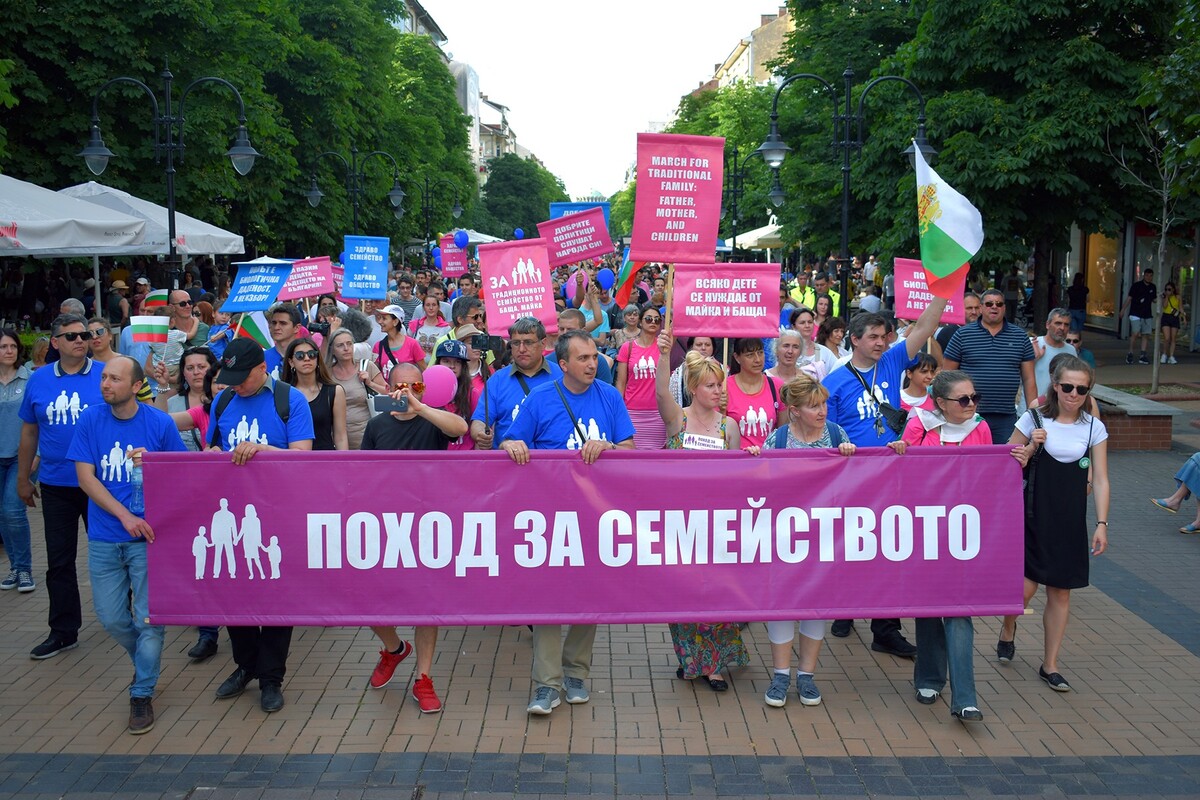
[222,256,295,312]
[341,235,390,300]
[549,202,611,227]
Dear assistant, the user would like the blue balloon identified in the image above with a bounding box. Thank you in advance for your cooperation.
[434,254,443,268]
[431,246,442,259]
[596,268,615,291]
[514,228,525,240]
[338,251,346,264]
[454,230,469,249]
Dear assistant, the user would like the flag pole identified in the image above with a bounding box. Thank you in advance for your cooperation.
[663,264,675,334]
[233,313,244,339]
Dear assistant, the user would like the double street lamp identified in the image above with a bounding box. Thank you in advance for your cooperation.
[412,176,463,264]
[304,147,406,235]
[721,145,762,262]
[757,65,936,316]
[79,62,260,286]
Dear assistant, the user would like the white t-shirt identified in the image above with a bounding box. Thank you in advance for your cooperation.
[1016,410,1108,464]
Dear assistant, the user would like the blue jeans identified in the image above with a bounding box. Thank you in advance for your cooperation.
[89,540,163,698]
[914,617,977,713]
[1069,309,1086,333]
[0,456,32,572]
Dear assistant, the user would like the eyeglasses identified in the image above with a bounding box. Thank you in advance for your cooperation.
[55,331,94,342]
[1057,383,1091,396]
[292,350,320,361]
[394,381,425,394]
[983,301,1005,308]
[944,393,981,408]
[173,300,193,307]
[466,313,483,322]
[510,339,540,350]
[642,316,662,324]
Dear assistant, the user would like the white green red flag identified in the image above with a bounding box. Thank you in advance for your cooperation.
[130,315,169,344]
[613,246,646,308]
[914,145,983,298]
[143,289,169,308]
[235,310,271,348]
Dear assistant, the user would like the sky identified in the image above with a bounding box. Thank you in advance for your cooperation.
[419,1,774,200]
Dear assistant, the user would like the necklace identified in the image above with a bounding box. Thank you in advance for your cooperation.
[688,408,722,433]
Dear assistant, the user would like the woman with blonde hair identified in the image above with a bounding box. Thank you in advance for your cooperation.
[759,374,854,708]
[655,331,748,689]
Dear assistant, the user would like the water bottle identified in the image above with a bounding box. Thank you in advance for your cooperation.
[129,464,144,516]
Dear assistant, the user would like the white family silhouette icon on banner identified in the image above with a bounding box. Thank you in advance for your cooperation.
[45,390,86,425]
[192,499,282,581]
[509,257,543,287]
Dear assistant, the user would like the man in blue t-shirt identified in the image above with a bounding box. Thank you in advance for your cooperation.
[68,356,185,735]
[17,313,105,660]
[469,317,562,449]
[206,337,314,713]
[821,296,948,658]
[500,330,634,716]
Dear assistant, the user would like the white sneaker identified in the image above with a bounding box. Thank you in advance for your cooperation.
[1161,354,1168,363]
[1169,357,1178,364]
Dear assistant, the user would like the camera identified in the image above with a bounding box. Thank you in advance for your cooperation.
[372,394,408,414]
[471,333,503,352]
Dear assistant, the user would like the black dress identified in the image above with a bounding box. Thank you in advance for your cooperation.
[1025,447,1090,589]
[308,382,337,451]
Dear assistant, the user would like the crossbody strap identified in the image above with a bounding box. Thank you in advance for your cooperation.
[552,380,590,445]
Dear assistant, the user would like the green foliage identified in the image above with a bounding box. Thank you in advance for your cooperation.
[0,59,16,161]
[480,153,568,237]
[608,181,636,239]
[1138,0,1200,194]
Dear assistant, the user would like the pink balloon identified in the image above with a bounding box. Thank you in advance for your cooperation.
[422,364,458,409]
[564,269,591,302]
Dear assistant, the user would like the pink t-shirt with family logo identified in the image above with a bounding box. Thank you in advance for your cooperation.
[616,339,659,411]
[725,374,783,450]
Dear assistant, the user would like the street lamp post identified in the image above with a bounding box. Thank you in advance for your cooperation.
[303,147,407,235]
[79,61,260,288]
[721,145,761,263]
[414,176,463,264]
[757,66,936,317]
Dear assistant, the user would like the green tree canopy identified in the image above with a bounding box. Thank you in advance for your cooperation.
[480,153,569,237]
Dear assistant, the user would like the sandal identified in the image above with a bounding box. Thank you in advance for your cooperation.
[1152,498,1179,514]
[705,675,729,692]
[1181,524,1200,534]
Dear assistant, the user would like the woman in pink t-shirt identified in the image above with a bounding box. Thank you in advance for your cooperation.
[725,337,788,450]
[374,305,426,384]
[615,306,665,449]
[434,339,481,451]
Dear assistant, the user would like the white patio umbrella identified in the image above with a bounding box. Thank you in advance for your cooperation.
[0,174,146,256]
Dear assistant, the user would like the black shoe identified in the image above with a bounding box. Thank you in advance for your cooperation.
[30,635,79,660]
[830,619,853,638]
[261,683,285,712]
[1039,666,1071,692]
[953,706,984,722]
[188,637,219,661]
[996,638,1015,663]
[128,697,155,735]
[215,667,250,699]
[871,632,917,658]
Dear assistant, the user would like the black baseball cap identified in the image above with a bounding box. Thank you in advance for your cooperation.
[216,338,265,386]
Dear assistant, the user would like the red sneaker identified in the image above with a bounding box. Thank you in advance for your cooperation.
[369,640,413,689]
[412,673,443,713]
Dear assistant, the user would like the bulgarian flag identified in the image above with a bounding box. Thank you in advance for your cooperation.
[235,310,271,348]
[143,289,169,308]
[130,316,169,344]
[613,246,647,307]
[914,145,984,298]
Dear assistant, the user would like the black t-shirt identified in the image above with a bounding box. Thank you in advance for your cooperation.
[1067,284,1089,311]
[360,413,452,452]
[1128,280,1156,318]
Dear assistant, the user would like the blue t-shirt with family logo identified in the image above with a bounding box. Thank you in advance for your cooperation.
[67,403,186,542]
[471,360,563,448]
[821,343,916,448]
[17,360,105,487]
[504,378,635,451]
[208,380,314,450]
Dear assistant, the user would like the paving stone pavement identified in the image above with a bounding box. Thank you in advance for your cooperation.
[2,363,1200,797]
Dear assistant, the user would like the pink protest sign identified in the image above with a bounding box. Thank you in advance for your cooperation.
[277,256,334,301]
[440,235,469,277]
[669,262,781,338]
[143,448,1023,626]
[894,257,966,323]
[630,133,725,263]
[330,263,349,304]
[536,206,614,268]
[478,238,558,335]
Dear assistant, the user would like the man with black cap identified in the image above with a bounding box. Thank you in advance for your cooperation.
[206,338,314,712]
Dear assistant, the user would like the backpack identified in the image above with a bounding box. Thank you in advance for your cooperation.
[210,380,292,448]
[772,422,844,449]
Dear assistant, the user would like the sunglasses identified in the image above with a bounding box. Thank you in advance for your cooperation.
[982,301,1005,308]
[174,300,193,307]
[292,350,320,361]
[1057,383,1091,396]
[56,331,94,342]
[394,381,426,394]
[88,328,109,337]
[1065,338,1081,345]
[944,393,981,408]
[642,316,662,324]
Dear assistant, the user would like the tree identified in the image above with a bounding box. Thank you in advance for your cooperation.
[608,181,636,239]
[0,59,16,161]
[481,153,568,236]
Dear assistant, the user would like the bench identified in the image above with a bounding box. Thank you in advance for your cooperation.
[1091,385,1180,451]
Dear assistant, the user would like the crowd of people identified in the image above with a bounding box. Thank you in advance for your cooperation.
[0,256,1112,737]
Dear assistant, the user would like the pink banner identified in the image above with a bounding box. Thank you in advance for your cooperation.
[536,206,614,268]
[630,133,724,263]
[894,257,966,323]
[477,238,558,336]
[440,235,469,278]
[669,262,781,338]
[144,448,1023,626]
[277,256,334,301]
[330,263,347,304]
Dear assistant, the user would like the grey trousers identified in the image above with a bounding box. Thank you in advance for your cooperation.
[531,624,597,690]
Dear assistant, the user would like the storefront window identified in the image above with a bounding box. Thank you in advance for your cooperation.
[1135,227,1195,343]
[1085,233,1119,321]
